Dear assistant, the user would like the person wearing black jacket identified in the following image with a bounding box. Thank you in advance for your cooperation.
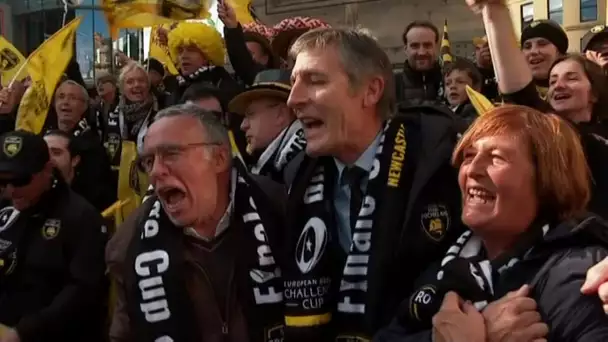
[395,21,444,106]
[472,36,499,101]
[165,21,241,106]
[473,0,608,219]
[228,69,304,182]
[218,0,278,86]
[49,80,116,211]
[107,105,286,342]
[283,27,464,341]
[143,58,171,109]
[374,105,608,342]
[0,130,108,342]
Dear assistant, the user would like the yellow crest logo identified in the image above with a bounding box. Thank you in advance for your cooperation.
[420,204,450,242]
[0,48,20,72]
[3,136,22,158]
[41,219,61,240]
[592,25,605,33]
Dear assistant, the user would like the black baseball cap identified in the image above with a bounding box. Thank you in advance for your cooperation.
[0,130,49,182]
[581,24,608,52]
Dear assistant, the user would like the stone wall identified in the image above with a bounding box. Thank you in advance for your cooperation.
[252,0,486,64]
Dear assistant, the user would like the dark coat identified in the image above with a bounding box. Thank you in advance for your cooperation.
[374,214,608,342]
[0,178,108,342]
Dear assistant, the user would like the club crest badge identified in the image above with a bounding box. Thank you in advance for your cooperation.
[592,25,605,34]
[0,48,20,72]
[41,219,61,240]
[264,324,284,342]
[0,207,18,233]
[3,136,22,158]
[420,204,450,242]
[106,133,121,160]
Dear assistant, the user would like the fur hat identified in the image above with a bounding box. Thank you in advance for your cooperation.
[168,22,226,67]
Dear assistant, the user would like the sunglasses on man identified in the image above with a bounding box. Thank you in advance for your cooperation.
[0,175,32,188]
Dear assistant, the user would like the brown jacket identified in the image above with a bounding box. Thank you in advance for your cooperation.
[106,204,250,342]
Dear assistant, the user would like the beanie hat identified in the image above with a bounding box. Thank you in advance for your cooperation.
[520,20,568,54]
[144,58,165,76]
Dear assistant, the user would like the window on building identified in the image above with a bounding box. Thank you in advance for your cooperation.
[548,0,563,24]
[581,0,598,22]
[521,3,534,30]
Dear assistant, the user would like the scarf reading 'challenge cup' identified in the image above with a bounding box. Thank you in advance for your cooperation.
[283,116,421,340]
[124,160,285,342]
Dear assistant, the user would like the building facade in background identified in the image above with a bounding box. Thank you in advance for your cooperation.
[253,0,486,68]
[507,0,604,51]
[3,1,598,79]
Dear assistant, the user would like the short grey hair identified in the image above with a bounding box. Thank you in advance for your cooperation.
[118,62,150,91]
[289,27,396,118]
[153,103,230,148]
[57,80,89,103]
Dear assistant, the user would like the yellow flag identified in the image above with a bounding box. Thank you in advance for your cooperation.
[117,141,149,222]
[228,129,246,163]
[102,0,212,40]
[0,37,27,87]
[16,17,82,134]
[227,0,258,25]
[440,19,453,67]
[466,85,496,116]
[149,25,179,75]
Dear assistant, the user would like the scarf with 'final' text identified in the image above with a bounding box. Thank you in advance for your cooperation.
[125,160,285,342]
[283,116,420,341]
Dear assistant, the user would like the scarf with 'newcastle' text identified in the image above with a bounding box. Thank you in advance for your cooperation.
[283,117,420,341]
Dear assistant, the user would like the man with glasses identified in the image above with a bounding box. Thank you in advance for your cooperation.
[106,104,286,342]
[0,130,108,342]
[229,69,305,182]
[52,80,116,211]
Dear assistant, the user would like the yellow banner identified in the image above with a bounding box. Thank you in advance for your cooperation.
[116,141,148,222]
[16,17,82,134]
[228,0,257,25]
[149,25,179,75]
[0,36,27,87]
[440,19,453,66]
[466,85,495,116]
[102,0,212,39]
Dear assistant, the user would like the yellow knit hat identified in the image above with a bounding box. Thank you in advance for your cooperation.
[168,22,225,67]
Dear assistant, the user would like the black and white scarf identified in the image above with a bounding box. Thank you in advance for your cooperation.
[71,115,91,138]
[0,206,22,283]
[251,120,306,177]
[103,96,156,166]
[403,222,550,328]
[284,117,420,340]
[125,160,284,342]
[177,66,217,87]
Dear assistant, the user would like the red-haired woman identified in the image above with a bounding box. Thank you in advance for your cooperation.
[375,105,608,342]
[465,0,608,219]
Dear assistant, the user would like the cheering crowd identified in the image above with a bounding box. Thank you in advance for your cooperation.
[1,0,608,341]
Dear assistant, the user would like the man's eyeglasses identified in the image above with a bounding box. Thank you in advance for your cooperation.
[137,142,221,173]
[0,175,32,188]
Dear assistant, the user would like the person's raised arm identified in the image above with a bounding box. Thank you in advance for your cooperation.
[468,0,532,94]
